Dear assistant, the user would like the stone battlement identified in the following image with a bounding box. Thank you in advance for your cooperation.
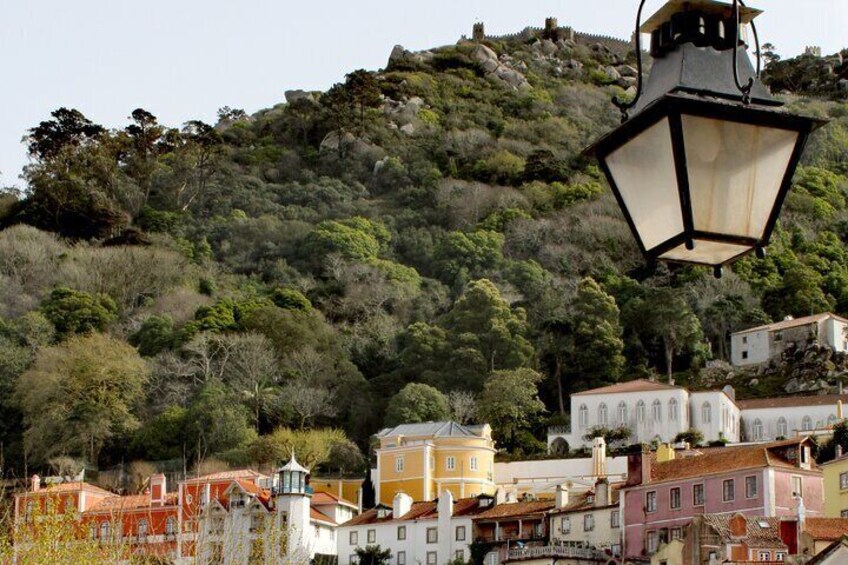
[469,19,632,56]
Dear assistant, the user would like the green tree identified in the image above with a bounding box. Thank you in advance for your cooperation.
[644,288,704,382]
[186,383,257,460]
[15,333,149,464]
[41,287,118,338]
[674,429,705,446]
[355,545,392,565]
[384,383,450,427]
[477,368,545,451]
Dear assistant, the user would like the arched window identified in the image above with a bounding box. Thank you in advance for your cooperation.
[598,403,608,427]
[550,437,569,456]
[702,402,712,424]
[138,519,148,539]
[636,401,646,423]
[578,404,589,429]
[753,419,764,441]
[828,414,838,426]
[802,416,813,431]
[165,516,176,536]
[669,398,679,422]
[652,400,662,423]
[100,521,110,540]
[777,417,788,438]
[617,402,628,425]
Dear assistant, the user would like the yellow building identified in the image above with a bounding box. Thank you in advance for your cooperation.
[374,421,497,505]
[820,452,848,518]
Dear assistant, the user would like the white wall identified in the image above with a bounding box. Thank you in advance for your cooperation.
[689,391,740,443]
[825,318,848,352]
[494,457,628,496]
[741,404,843,442]
[731,329,770,366]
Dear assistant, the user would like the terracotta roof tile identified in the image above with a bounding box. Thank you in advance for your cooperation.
[806,518,848,541]
[37,482,116,497]
[87,495,152,513]
[311,507,337,525]
[183,469,267,483]
[735,394,848,410]
[703,514,786,547]
[341,497,493,526]
[474,500,555,520]
[572,379,681,396]
[733,313,846,335]
[312,491,357,508]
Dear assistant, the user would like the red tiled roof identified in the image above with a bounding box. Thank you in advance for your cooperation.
[806,518,848,541]
[312,491,357,508]
[572,379,680,396]
[183,469,266,483]
[342,497,494,526]
[474,500,555,520]
[703,514,786,548]
[311,507,337,525]
[735,394,848,410]
[733,313,847,335]
[87,495,155,513]
[233,479,265,497]
[33,482,116,497]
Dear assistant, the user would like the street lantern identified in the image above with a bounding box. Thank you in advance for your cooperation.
[586,0,827,276]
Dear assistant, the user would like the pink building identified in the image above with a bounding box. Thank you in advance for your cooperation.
[622,437,823,561]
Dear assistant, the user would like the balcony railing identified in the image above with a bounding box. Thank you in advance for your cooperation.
[506,546,608,561]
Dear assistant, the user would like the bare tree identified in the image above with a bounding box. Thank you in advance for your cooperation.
[280,381,337,429]
[223,333,280,430]
[448,391,478,424]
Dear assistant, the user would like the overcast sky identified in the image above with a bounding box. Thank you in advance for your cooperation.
[1,0,846,188]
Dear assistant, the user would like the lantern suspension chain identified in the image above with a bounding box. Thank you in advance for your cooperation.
[612,0,648,123]
[732,0,762,104]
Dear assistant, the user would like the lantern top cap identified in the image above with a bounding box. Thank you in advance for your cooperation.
[641,0,761,34]
[279,451,309,474]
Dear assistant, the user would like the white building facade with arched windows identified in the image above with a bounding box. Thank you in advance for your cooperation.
[737,395,848,442]
[553,380,741,450]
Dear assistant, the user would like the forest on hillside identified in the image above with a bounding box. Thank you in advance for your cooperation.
[1,31,847,479]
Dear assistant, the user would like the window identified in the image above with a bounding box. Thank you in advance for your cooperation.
[397,552,406,565]
[616,401,627,425]
[598,403,608,427]
[395,457,404,473]
[669,398,679,422]
[636,401,646,423]
[426,552,437,565]
[470,457,478,471]
[611,510,620,528]
[829,414,838,425]
[841,473,848,490]
[250,513,261,532]
[349,556,357,565]
[646,491,657,513]
[560,517,571,534]
[775,331,783,342]
[759,551,771,561]
[647,531,659,554]
[752,419,764,441]
[742,336,748,344]
[746,475,758,498]
[723,479,735,502]
[652,400,662,423]
[446,456,456,471]
[671,527,683,540]
[138,519,148,539]
[579,404,589,428]
[584,513,595,531]
[349,531,358,545]
[397,526,406,541]
[456,525,466,541]
[742,351,749,360]
[670,487,681,509]
[694,484,705,506]
[775,552,786,562]
[841,510,848,519]
[792,476,803,497]
[702,402,712,424]
[100,521,110,540]
[455,550,464,561]
[802,416,813,431]
[367,529,376,543]
[777,417,788,438]
[166,517,176,536]
[427,527,438,543]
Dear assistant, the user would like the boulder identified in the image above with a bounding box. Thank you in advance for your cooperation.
[619,64,639,77]
[539,39,558,56]
[388,45,424,68]
[400,123,416,135]
[604,66,622,81]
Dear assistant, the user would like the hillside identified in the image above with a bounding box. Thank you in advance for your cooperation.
[1,21,848,475]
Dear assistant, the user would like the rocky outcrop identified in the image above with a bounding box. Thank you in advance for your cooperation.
[470,44,531,90]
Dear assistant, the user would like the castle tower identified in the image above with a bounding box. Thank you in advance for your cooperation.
[544,17,559,40]
[276,453,313,560]
[472,22,485,42]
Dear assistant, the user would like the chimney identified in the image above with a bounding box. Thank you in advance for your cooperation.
[592,437,607,478]
[393,492,412,518]
[150,474,166,506]
[438,489,454,519]
[729,513,747,538]
[555,484,570,509]
[626,447,652,487]
[594,478,610,508]
[657,443,676,463]
[31,475,40,492]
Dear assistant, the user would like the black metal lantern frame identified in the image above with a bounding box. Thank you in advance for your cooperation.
[585,0,828,275]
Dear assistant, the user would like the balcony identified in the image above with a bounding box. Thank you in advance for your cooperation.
[506,546,608,562]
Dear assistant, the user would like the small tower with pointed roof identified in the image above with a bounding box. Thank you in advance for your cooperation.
[275,452,313,559]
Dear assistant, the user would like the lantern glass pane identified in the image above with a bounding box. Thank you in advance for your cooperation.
[682,115,798,239]
[605,117,684,251]
[659,240,750,264]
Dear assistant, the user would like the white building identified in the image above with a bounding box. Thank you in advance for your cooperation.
[552,379,740,450]
[731,312,848,367]
[736,394,848,442]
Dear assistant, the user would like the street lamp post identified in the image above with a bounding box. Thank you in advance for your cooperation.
[586,0,827,277]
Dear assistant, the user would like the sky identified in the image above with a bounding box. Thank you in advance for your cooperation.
[1,0,846,188]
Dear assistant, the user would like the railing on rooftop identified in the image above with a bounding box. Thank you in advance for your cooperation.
[506,545,608,561]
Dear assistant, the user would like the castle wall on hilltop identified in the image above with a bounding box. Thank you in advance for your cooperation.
[467,19,633,57]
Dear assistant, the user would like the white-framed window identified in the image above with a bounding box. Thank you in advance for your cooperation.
[646,491,657,513]
[560,516,571,534]
[752,419,764,441]
[250,513,261,532]
[446,456,456,471]
[671,527,683,540]
[598,403,608,427]
[349,531,358,545]
[840,472,848,491]
[669,398,678,422]
[397,525,406,540]
[723,479,735,502]
[456,525,466,541]
[802,416,813,431]
[397,552,406,565]
[138,519,148,539]
[841,510,848,518]
[426,552,437,565]
[693,483,705,506]
[395,457,404,473]
[746,475,758,498]
[775,552,786,562]
[652,400,662,423]
[427,527,438,543]
[670,487,681,509]
[792,475,803,497]
[349,555,357,565]
[702,402,712,424]
[470,457,478,471]
[647,531,659,554]
[636,400,646,423]
[584,514,594,532]
[367,529,376,543]
[611,510,620,528]
[165,516,176,536]
[455,550,464,561]
[100,521,110,540]
[758,551,771,561]
[579,404,589,428]
[777,417,788,438]
[617,402,627,425]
